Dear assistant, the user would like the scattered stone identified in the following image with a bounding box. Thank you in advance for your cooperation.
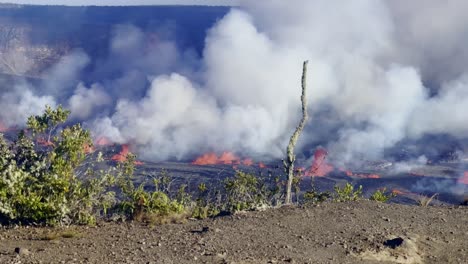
[14,247,31,256]
[384,237,404,249]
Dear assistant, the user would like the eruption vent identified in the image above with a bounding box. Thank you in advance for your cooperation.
[192,151,264,168]
[2,1,468,169]
[111,144,144,165]
[458,172,468,185]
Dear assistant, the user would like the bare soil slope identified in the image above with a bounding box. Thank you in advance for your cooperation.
[0,201,467,264]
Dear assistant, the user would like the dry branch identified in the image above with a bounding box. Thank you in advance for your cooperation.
[284,60,309,204]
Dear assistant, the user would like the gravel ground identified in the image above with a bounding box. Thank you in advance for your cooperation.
[0,200,467,264]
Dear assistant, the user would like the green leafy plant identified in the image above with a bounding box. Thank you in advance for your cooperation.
[370,188,396,203]
[0,105,113,225]
[333,183,363,202]
[303,188,331,204]
[191,183,220,219]
[223,171,277,212]
[114,154,185,222]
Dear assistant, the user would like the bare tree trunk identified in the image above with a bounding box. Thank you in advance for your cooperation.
[284,61,309,205]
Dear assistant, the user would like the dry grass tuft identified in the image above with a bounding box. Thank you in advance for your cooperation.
[135,211,190,226]
[39,230,82,241]
[417,193,438,207]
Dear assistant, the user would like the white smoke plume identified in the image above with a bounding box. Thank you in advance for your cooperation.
[3,0,468,165]
[0,83,56,127]
[68,82,111,120]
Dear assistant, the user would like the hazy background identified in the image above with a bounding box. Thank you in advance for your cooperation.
[0,0,238,6]
[1,0,468,171]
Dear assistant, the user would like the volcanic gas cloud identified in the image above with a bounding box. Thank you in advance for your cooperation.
[1,1,468,180]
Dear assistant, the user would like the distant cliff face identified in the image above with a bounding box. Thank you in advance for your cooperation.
[0,4,228,78]
[0,24,68,76]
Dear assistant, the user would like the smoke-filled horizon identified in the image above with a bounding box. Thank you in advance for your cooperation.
[1,0,238,6]
[2,0,468,166]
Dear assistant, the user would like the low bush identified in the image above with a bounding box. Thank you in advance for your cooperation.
[370,188,396,203]
[303,188,331,204]
[113,155,185,222]
[333,183,363,202]
[0,106,113,225]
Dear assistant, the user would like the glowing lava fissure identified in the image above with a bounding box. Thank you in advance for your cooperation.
[95,136,113,146]
[36,137,54,147]
[111,144,144,165]
[458,171,468,185]
[343,170,381,179]
[83,144,95,154]
[300,148,381,179]
[302,148,334,177]
[192,151,266,168]
[0,121,8,133]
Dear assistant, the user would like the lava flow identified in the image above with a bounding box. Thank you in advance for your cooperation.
[111,144,144,165]
[83,143,95,154]
[302,148,334,177]
[0,121,8,133]
[192,151,265,168]
[343,170,381,179]
[37,137,54,147]
[457,171,468,185]
[391,189,405,195]
[301,148,380,179]
[95,136,113,146]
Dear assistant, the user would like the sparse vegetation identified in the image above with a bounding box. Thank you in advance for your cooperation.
[417,193,438,207]
[303,188,331,204]
[333,183,363,202]
[39,230,82,241]
[113,155,186,223]
[0,105,113,225]
[191,183,220,219]
[223,170,277,212]
[0,105,449,227]
[370,188,396,203]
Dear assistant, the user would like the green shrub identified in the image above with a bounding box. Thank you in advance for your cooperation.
[370,188,396,203]
[223,171,269,212]
[0,106,112,225]
[333,182,363,202]
[303,188,331,204]
[191,183,220,219]
[114,155,185,221]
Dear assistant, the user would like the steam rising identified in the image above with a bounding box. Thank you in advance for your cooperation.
[3,0,468,166]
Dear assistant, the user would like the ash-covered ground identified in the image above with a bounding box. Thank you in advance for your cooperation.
[128,155,468,206]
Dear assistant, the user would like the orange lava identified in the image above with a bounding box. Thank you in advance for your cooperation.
[219,152,240,165]
[95,136,113,146]
[0,121,8,133]
[391,189,405,195]
[339,168,380,179]
[457,171,468,185]
[111,144,144,165]
[192,151,265,168]
[350,172,381,179]
[37,138,54,147]
[192,152,221,165]
[303,148,334,177]
[83,144,95,154]
[242,158,254,166]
